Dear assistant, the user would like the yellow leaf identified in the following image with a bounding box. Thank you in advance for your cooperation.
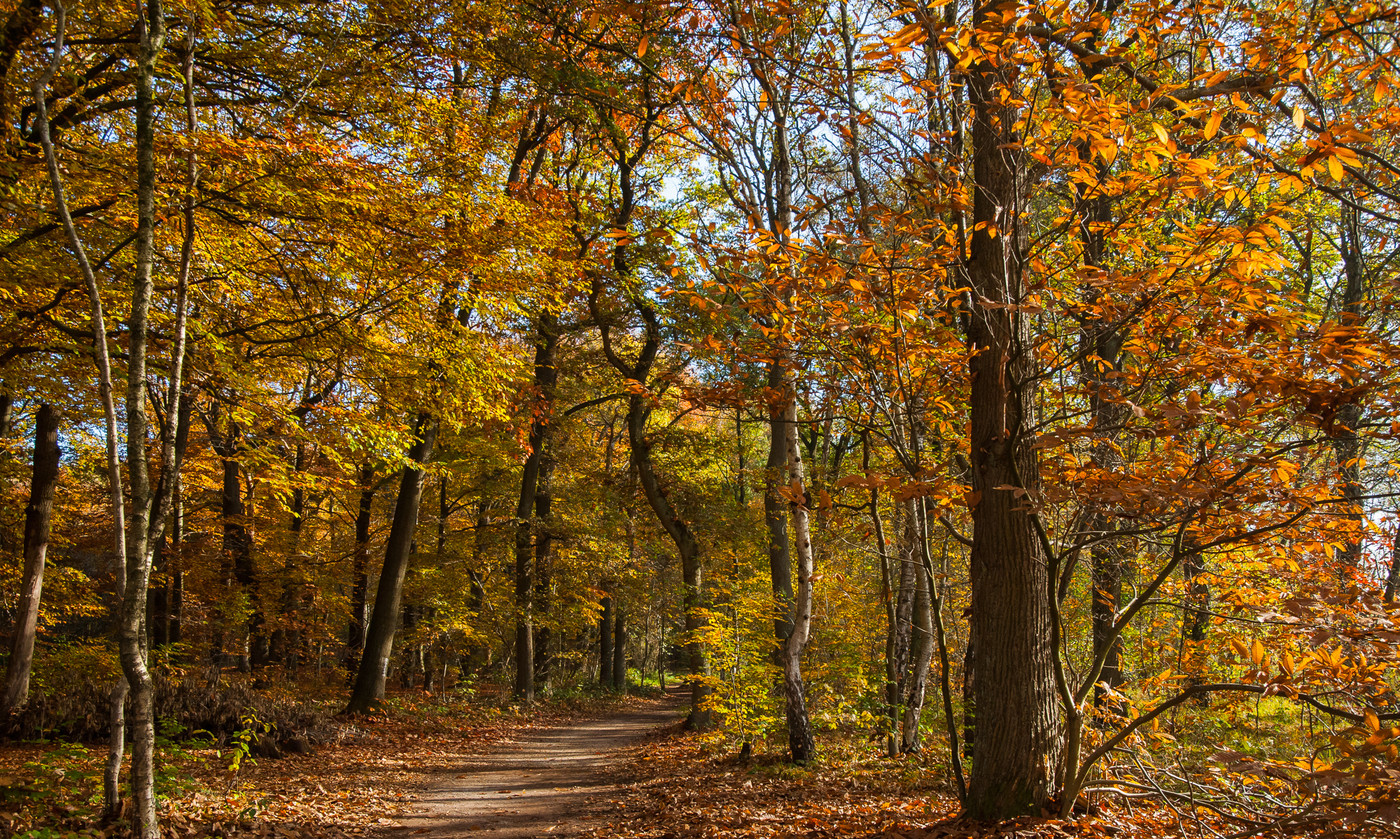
[1204,111,1223,140]
[1251,638,1265,666]
[1152,123,1170,146]
[1365,709,1381,733]
[1328,155,1344,181]
[1291,103,1305,130]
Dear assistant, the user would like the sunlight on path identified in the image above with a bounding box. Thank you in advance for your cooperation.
[386,691,684,838]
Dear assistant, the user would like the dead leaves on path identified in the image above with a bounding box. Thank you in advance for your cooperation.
[1,692,624,839]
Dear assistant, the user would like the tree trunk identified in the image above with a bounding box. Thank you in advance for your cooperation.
[1183,543,1211,702]
[271,441,310,667]
[118,8,176,833]
[901,517,934,754]
[34,9,188,834]
[207,412,256,670]
[600,593,614,687]
[1,402,60,715]
[533,454,555,687]
[347,464,375,667]
[962,638,975,761]
[466,500,490,672]
[513,319,558,703]
[889,499,917,745]
[346,415,437,713]
[1089,536,1124,708]
[612,610,626,691]
[170,482,184,646]
[679,540,711,729]
[1332,213,1367,576]
[872,498,901,757]
[963,2,1061,815]
[778,395,816,764]
[1386,529,1400,603]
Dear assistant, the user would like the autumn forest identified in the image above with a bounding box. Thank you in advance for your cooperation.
[2,0,1400,837]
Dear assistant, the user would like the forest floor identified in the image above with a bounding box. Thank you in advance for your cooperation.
[4,687,1262,839]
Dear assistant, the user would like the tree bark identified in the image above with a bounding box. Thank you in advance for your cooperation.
[1386,529,1400,603]
[346,414,437,713]
[206,411,256,670]
[533,453,555,687]
[1,402,59,715]
[169,482,184,646]
[778,395,816,764]
[600,593,614,687]
[1331,208,1367,575]
[1183,543,1211,700]
[963,1,1061,816]
[513,318,558,703]
[901,505,934,753]
[613,610,627,691]
[35,6,190,829]
[347,464,375,667]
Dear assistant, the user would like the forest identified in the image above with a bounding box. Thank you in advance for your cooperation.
[1,0,1399,837]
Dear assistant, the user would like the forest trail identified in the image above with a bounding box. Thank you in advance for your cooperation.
[387,689,687,838]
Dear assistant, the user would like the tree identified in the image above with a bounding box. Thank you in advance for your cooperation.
[0,402,59,715]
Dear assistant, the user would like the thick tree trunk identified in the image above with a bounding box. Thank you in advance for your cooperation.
[1,402,59,715]
[963,2,1061,815]
[346,415,437,713]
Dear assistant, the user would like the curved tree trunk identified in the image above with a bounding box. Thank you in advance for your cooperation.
[346,414,437,713]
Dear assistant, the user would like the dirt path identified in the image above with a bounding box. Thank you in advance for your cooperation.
[388,690,686,838]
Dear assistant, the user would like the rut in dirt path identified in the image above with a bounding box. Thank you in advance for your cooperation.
[389,690,686,838]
